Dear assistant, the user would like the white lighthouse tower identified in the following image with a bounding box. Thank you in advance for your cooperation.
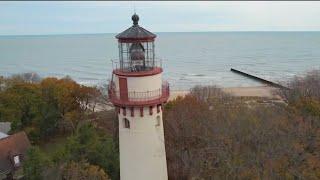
[108,14,169,180]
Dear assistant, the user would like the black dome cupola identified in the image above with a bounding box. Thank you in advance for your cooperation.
[116,13,156,42]
[132,13,139,25]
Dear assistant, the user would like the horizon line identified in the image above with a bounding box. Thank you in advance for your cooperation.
[1,30,320,37]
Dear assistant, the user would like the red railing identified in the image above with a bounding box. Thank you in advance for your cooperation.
[108,81,170,106]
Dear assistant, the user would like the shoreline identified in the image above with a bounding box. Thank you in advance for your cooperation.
[170,85,280,100]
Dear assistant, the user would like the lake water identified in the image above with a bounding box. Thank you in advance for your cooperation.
[0,32,319,90]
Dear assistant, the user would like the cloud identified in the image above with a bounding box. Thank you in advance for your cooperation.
[1,1,320,35]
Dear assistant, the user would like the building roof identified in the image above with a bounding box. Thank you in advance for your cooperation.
[0,122,11,134]
[0,132,8,140]
[0,131,31,174]
[116,14,156,42]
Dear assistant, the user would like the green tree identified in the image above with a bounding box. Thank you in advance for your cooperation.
[61,123,119,180]
[23,146,50,180]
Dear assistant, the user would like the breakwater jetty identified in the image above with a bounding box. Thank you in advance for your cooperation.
[230,68,289,89]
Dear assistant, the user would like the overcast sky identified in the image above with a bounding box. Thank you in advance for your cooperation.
[1,1,320,35]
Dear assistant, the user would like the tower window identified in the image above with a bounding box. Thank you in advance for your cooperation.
[122,107,126,116]
[149,106,153,115]
[157,105,161,113]
[123,118,130,129]
[156,116,161,126]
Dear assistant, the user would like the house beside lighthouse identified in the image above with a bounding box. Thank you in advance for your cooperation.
[108,14,169,180]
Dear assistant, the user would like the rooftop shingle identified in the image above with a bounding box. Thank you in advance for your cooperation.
[0,131,30,175]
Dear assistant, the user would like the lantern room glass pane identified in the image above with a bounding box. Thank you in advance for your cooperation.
[118,41,156,72]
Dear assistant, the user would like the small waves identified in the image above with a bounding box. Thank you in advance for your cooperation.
[182,73,206,77]
[1,32,320,90]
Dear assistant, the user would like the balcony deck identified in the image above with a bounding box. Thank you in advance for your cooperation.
[113,67,163,77]
[108,82,170,106]
[111,59,163,77]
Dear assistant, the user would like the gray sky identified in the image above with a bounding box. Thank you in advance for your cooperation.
[1,1,320,35]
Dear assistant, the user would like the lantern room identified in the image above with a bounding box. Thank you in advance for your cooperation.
[115,14,157,72]
[109,13,169,107]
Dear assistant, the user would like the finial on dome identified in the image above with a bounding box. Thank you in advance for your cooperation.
[132,13,139,25]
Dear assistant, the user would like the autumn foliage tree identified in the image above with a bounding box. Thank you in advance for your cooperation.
[0,74,103,142]
[164,80,320,179]
[62,161,110,180]
[278,70,320,179]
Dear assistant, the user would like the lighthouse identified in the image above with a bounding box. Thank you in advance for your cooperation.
[108,14,169,180]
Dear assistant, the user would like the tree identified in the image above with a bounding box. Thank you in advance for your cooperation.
[40,77,102,133]
[23,146,50,180]
[163,85,315,179]
[0,74,120,179]
[62,161,110,180]
[52,123,120,180]
[97,83,111,106]
[2,83,42,132]
[279,70,320,109]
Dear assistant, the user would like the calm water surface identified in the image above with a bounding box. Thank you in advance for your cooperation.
[0,32,319,90]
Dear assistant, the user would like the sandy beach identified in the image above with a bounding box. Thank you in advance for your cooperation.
[169,85,281,101]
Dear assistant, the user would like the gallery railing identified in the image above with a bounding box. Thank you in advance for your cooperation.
[111,59,162,72]
[108,81,170,104]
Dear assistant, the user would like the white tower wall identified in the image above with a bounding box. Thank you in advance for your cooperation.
[114,74,162,92]
[118,106,168,180]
